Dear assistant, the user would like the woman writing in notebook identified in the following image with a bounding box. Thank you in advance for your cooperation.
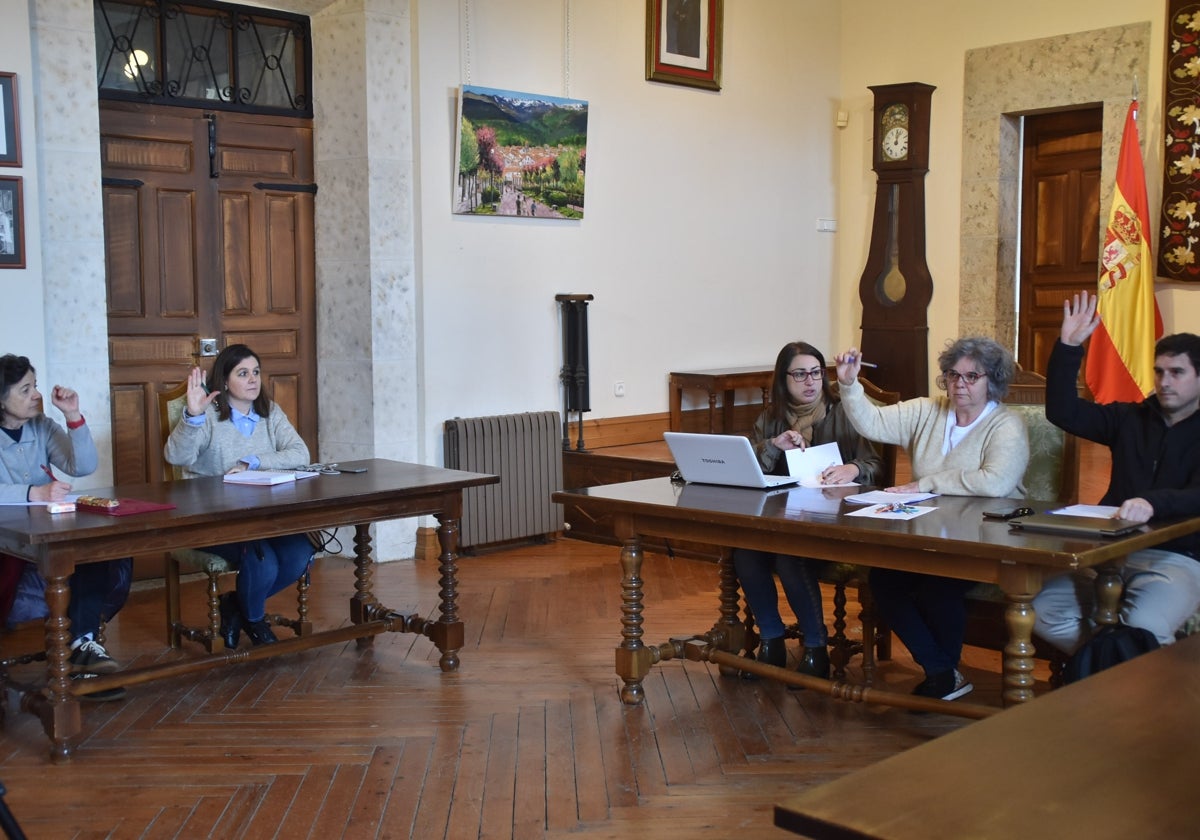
[734,341,882,681]
[834,337,1029,702]
[0,354,133,699]
[164,343,313,648]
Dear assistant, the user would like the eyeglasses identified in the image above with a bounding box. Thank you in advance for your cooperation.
[786,368,824,383]
[940,370,987,386]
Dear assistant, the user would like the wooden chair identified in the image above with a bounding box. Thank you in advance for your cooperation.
[158,381,311,652]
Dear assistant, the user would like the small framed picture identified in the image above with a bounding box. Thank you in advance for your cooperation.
[645,0,723,91]
[0,176,25,268]
[0,72,20,167]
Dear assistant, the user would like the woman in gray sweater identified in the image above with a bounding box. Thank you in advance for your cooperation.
[164,344,313,648]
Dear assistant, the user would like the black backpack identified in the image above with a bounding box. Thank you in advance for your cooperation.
[1062,624,1160,684]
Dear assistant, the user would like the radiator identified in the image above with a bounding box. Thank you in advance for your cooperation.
[443,411,565,549]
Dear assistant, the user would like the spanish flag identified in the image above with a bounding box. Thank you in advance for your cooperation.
[1085,100,1163,403]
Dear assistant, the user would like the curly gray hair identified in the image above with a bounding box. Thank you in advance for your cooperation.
[937,336,1013,402]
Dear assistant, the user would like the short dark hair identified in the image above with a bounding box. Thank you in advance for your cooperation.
[0,354,35,422]
[208,344,271,421]
[768,340,834,426]
[1155,333,1200,375]
[937,336,1014,401]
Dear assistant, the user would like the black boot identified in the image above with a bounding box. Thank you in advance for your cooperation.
[218,592,243,650]
[788,645,831,690]
[741,636,787,680]
[244,619,278,646]
[757,637,787,668]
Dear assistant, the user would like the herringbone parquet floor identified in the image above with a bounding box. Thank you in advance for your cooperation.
[0,536,1047,839]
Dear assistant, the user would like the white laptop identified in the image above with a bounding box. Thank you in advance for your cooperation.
[664,431,800,489]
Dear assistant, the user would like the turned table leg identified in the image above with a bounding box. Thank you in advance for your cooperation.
[615,537,652,704]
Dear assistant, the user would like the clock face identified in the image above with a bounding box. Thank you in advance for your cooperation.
[879,103,910,163]
[882,126,909,161]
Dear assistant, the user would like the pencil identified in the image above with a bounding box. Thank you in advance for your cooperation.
[41,464,56,481]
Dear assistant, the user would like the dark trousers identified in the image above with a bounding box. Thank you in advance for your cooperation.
[203,535,313,622]
[733,548,828,645]
[869,567,974,678]
[68,558,134,642]
[1,553,132,643]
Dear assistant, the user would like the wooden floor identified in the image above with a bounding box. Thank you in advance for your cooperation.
[0,536,1053,840]
[0,441,1106,838]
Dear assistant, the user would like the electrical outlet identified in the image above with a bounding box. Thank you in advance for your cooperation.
[614,381,626,397]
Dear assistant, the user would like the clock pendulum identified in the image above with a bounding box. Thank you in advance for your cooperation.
[857,82,936,398]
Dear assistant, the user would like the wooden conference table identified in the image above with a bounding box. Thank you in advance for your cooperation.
[774,632,1200,839]
[0,459,497,761]
[552,478,1200,711]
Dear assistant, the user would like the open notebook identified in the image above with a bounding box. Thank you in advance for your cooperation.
[664,432,799,489]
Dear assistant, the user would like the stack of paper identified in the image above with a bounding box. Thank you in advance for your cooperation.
[223,469,319,486]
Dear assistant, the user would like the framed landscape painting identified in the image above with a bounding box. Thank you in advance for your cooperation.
[645,0,723,90]
[454,85,588,220]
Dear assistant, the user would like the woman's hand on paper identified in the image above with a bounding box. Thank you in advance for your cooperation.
[820,463,859,485]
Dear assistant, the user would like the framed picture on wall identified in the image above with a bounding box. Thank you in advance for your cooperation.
[0,176,25,268]
[0,72,20,167]
[645,0,723,91]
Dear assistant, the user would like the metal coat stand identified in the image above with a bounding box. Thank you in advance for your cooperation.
[556,293,593,451]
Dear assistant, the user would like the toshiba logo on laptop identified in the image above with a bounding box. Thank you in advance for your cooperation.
[700,457,726,464]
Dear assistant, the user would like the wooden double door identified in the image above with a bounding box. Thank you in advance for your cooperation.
[100,102,318,489]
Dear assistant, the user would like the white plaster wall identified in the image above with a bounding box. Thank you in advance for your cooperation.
[414,0,842,458]
[835,0,1197,385]
[0,0,46,383]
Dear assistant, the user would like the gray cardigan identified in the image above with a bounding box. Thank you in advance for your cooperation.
[164,403,309,479]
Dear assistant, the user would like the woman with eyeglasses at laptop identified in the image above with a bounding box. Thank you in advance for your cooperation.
[834,336,1029,702]
[734,341,883,682]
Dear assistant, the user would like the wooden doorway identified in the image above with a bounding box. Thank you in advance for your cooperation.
[100,102,318,490]
[1017,107,1103,374]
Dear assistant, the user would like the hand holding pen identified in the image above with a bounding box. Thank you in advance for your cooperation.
[30,464,71,502]
[834,347,877,387]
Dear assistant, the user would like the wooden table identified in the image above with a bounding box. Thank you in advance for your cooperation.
[668,366,772,433]
[552,478,1200,711]
[775,632,1200,839]
[0,458,497,761]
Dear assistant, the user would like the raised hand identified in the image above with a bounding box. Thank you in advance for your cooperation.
[50,385,81,423]
[1061,291,1101,347]
[834,347,863,386]
[185,365,220,418]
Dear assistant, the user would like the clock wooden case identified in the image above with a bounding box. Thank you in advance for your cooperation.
[858,82,936,399]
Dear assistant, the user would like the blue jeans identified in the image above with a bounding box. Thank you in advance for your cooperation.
[733,548,827,645]
[203,534,313,622]
[869,567,974,678]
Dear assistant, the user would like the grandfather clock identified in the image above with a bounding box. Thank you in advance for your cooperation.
[858,82,935,398]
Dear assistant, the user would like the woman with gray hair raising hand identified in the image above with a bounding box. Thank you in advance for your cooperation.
[834,337,1029,702]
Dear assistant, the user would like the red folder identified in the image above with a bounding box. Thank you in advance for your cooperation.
[77,498,176,517]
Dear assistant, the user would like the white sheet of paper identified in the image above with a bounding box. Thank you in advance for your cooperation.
[844,489,937,505]
[784,441,850,487]
[1050,504,1119,517]
[845,503,936,520]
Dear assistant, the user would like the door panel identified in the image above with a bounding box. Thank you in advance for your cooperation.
[1018,107,1103,375]
[101,101,317,494]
